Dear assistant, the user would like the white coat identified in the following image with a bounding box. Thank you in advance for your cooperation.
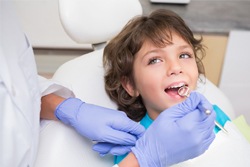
[0,1,73,167]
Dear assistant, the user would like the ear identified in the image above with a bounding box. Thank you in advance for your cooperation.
[121,76,139,97]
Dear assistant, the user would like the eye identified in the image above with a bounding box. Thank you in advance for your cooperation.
[148,57,162,65]
[179,53,192,59]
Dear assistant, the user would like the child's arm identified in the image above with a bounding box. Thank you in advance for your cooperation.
[118,152,139,167]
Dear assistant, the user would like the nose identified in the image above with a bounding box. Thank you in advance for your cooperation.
[166,59,182,76]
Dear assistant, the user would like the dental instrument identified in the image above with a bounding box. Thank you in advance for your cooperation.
[178,86,228,134]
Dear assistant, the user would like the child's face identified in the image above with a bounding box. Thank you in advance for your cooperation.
[123,33,199,120]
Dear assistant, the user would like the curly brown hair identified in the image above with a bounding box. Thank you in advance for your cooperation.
[103,9,206,122]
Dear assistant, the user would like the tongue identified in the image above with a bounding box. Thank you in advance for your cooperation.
[165,88,179,96]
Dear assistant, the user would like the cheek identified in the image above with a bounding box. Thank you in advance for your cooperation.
[133,72,160,97]
[193,66,199,78]
[190,61,199,75]
[133,66,154,86]
[194,64,199,78]
[134,74,151,92]
[190,64,199,88]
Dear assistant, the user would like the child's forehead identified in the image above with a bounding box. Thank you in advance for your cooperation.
[135,33,193,56]
[141,32,185,48]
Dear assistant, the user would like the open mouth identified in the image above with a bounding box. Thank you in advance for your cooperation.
[164,83,188,96]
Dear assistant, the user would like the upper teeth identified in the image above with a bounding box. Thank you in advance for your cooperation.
[168,83,185,89]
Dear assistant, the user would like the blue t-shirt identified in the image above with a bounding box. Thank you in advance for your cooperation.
[114,105,231,164]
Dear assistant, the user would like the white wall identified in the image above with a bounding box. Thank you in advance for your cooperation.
[219,30,250,124]
[13,0,91,49]
[12,0,92,76]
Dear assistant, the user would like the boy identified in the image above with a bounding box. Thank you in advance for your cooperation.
[103,9,234,166]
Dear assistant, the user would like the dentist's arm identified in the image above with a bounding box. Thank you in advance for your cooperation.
[40,93,64,120]
[41,93,145,153]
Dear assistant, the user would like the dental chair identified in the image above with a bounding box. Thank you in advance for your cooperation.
[34,0,235,166]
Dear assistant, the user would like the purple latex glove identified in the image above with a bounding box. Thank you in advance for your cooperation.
[131,92,216,167]
[93,142,133,156]
[55,98,145,155]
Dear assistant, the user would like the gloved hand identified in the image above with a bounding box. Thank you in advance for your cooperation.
[93,142,133,156]
[131,92,216,167]
[55,98,145,155]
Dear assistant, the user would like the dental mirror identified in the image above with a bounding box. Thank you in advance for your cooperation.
[178,86,190,97]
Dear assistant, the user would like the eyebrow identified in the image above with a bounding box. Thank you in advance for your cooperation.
[139,49,160,61]
[142,44,192,59]
[143,49,159,57]
[178,44,192,50]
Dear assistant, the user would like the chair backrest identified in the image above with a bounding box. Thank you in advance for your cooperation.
[56,0,143,108]
[53,49,117,109]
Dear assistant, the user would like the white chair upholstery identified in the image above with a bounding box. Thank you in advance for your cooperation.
[35,0,235,166]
